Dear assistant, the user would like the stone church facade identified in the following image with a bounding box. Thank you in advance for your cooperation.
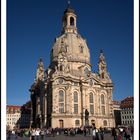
[30,5,115,129]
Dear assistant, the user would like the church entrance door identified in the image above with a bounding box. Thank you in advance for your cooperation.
[59,120,64,128]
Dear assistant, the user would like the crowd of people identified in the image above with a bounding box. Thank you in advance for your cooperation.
[111,126,133,140]
[6,124,134,140]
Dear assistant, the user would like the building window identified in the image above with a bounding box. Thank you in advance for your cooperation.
[89,93,94,114]
[101,94,105,115]
[74,104,78,114]
[70,17,74,26]
[59,90,64,102]
[101,94,105,104]
[74,91,78,102]
[103,120,107,126]
[59,120,64,128]
[90,104,94,113]
[59,103,64,113]
[59,90,64,113]
[75,120,80,126]
[73,91,78,114]
[102,106,105,115]
[89,93,93,103]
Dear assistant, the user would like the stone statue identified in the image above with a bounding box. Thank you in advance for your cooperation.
[85,109,89,120]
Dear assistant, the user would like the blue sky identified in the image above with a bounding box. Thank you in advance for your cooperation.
[7,0,133,106]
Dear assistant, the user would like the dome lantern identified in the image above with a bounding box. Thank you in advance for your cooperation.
[62,2,77,34]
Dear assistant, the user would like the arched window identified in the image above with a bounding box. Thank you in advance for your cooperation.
[70,17,74,26]
[101,94,105,104]
[89,93,93,103]
[74,91,78,102]
[89,92,94,114]
[59,90,64,102]
[73,91,78,114]
[59,90,64,113]
[103,120,107,126]
[101,94,105,115]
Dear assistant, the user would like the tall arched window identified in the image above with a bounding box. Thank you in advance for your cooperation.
[101,94,105,104]
[73,91,78,114]
[74,91,78,102]
[89,93,93,103]
[89,92,94,114]
[59,90,64,113]
[101,94,105,115]
[70,17,74,26]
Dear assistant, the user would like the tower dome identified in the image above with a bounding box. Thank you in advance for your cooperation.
[50,4,91,69]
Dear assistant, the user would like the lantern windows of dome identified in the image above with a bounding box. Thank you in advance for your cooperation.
[70,17,74,26]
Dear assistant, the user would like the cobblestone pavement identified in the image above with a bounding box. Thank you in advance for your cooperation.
[7,133,114,140]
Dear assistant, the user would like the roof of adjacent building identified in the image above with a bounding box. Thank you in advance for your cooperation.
[120,96,134,108]
[113,100,121,105]
[7,105,21,109]
[7,105,21,114]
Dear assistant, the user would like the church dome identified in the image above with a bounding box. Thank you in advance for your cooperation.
[50,4,91,66]
[51,33,90,65]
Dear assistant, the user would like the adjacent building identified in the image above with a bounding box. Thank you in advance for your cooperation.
[30,4,115,128]
[120,96,134,126]
[19,102,31,128]
[6,105,21,130]
[113,101,121,126]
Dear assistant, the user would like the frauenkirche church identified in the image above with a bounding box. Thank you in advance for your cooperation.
[30,3,115,129]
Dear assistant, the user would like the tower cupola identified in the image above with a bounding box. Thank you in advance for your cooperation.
[62,1,77,34]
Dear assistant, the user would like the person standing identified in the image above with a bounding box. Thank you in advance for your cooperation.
[100,127,104,140]
[92,123,97,140]
[30,128,36,140]
[112,127,117,140]
[35,128,40,140]
[40,129,45,140]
